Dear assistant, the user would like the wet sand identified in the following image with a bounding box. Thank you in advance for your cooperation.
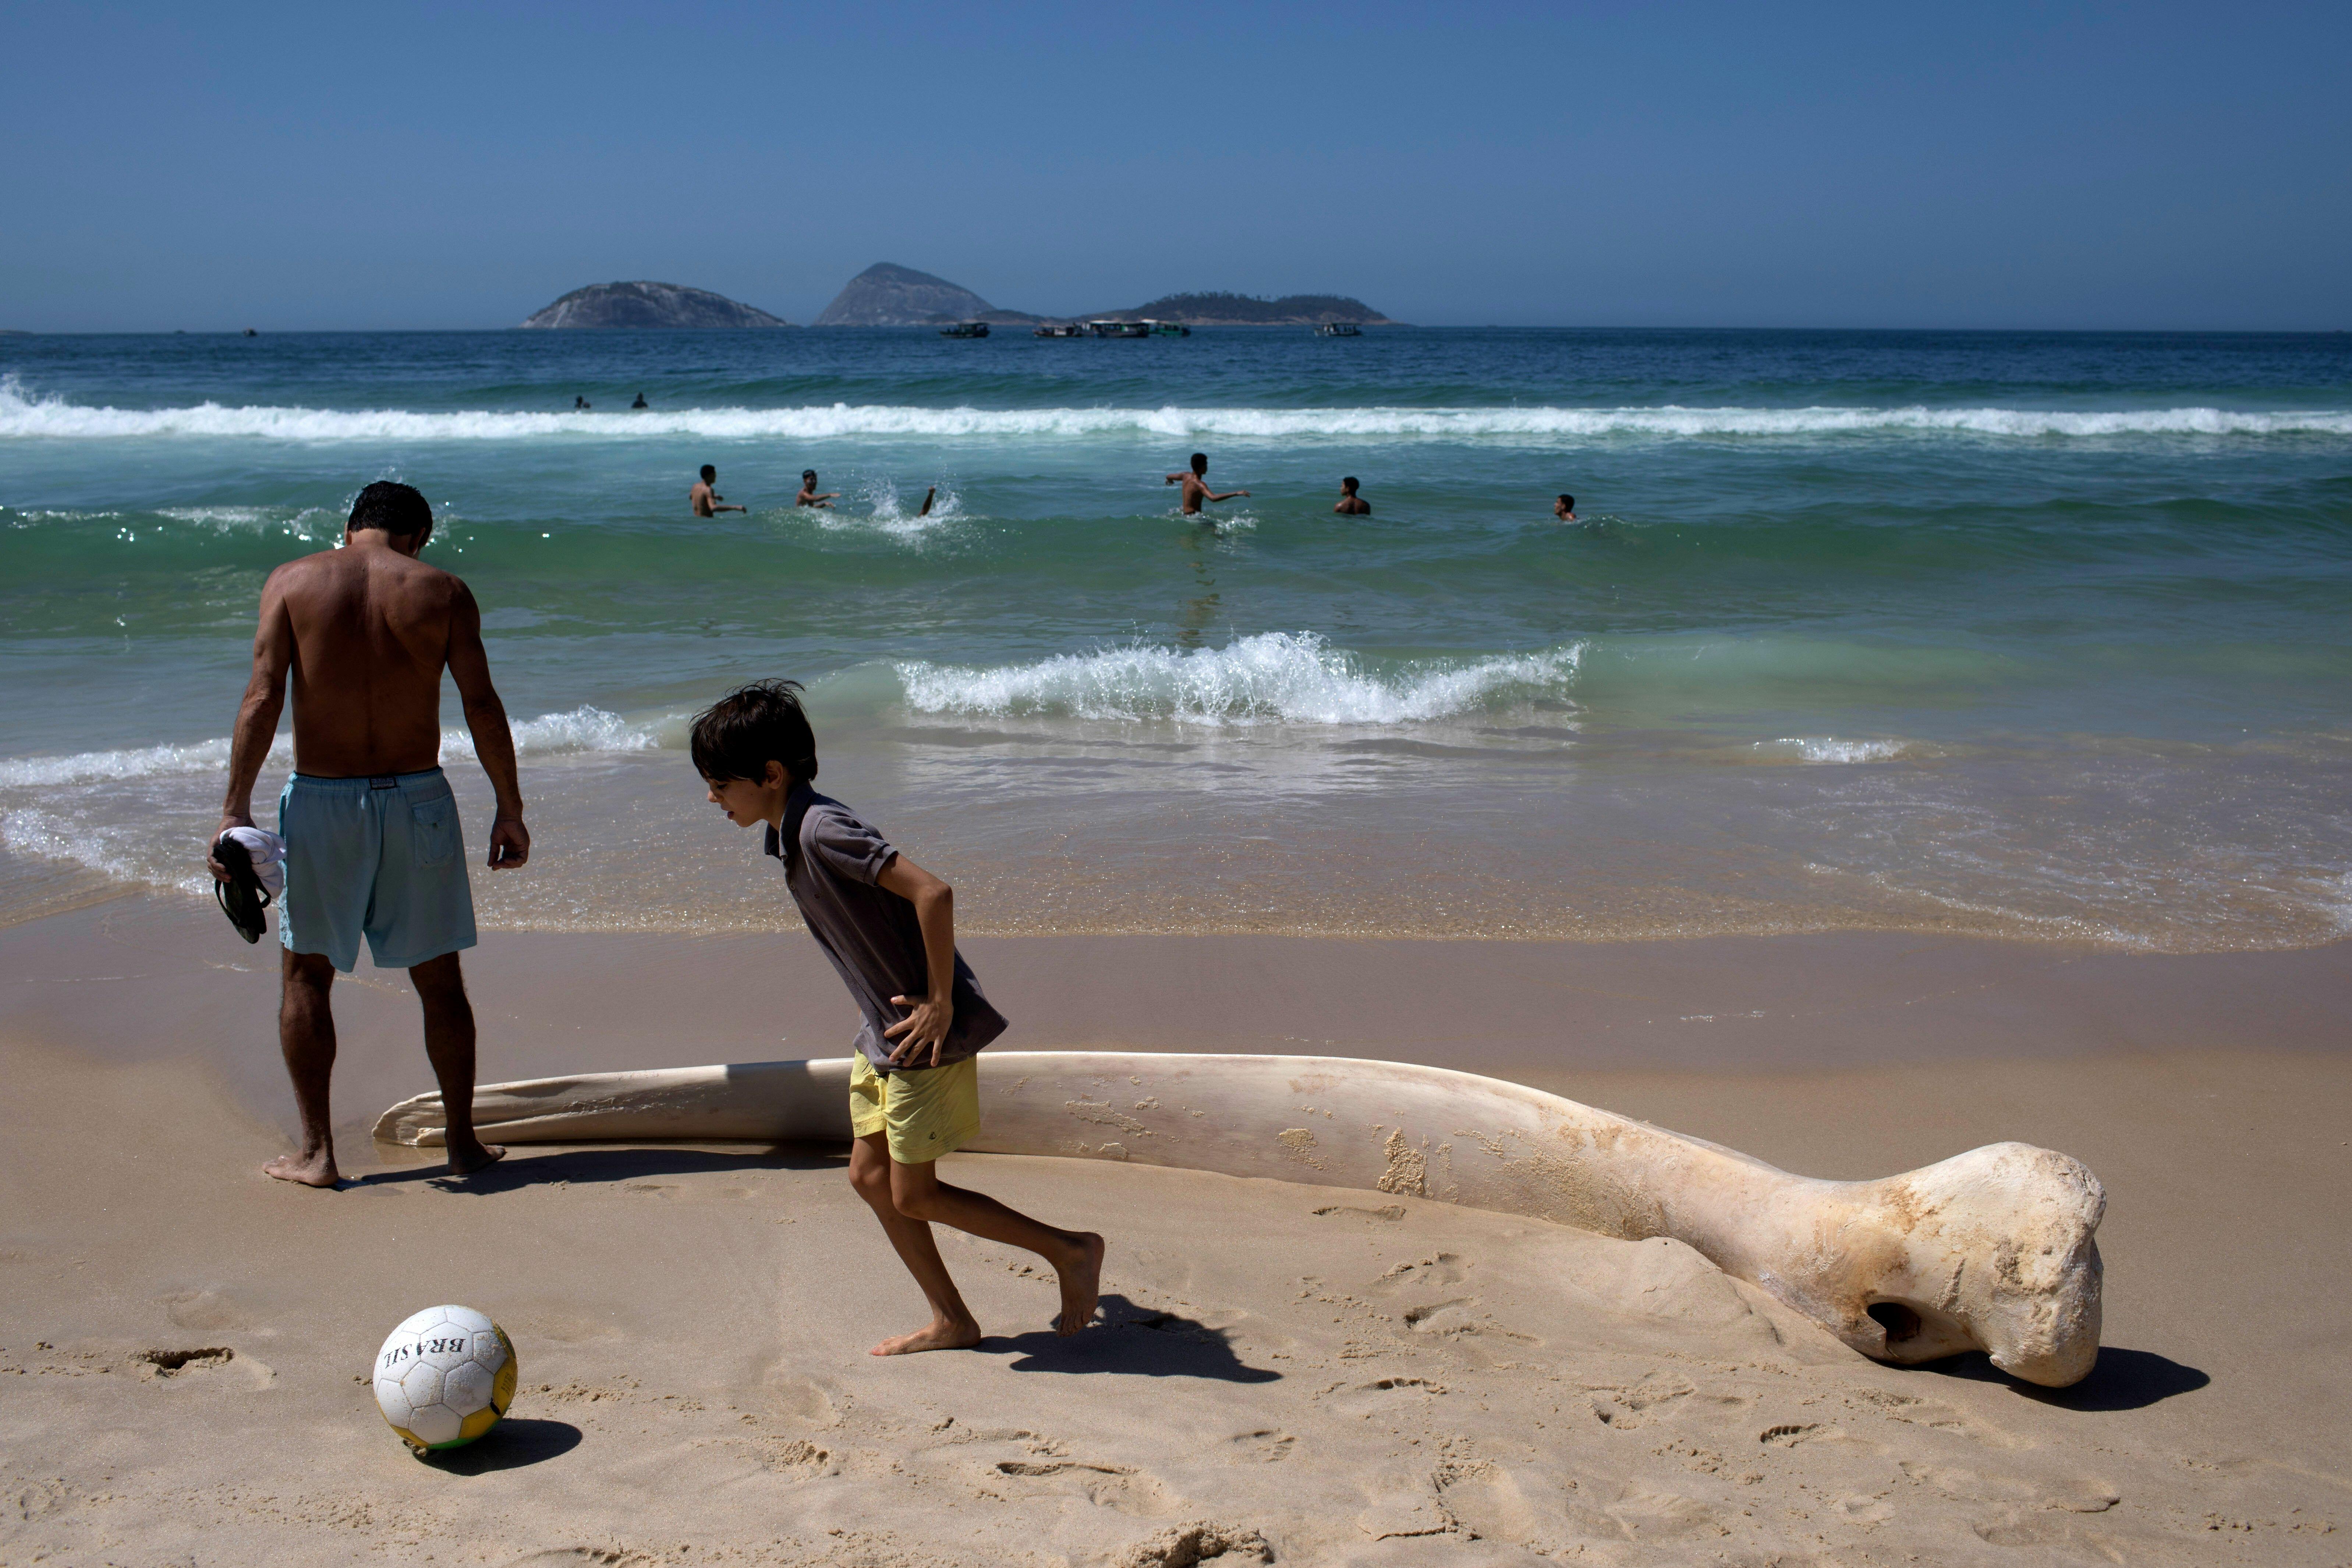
[2,894,2348,1564]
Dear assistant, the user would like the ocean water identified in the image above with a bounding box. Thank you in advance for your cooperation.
[2,327,2348,950]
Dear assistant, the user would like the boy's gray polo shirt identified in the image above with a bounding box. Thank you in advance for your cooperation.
[765,785,1007,1074]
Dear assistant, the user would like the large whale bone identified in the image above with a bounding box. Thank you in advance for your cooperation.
[375,1051,2104,1387]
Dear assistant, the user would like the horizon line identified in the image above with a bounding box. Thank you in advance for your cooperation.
[6,323,2348,338]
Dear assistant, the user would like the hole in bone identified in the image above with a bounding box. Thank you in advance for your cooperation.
[1868,1302,1924,1344]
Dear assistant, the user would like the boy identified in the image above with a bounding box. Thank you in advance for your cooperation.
[1333,476,1370,515]
[1552,494,1578,523]
[797,470,839,509]
[1164,452,1249,516]
[691,680,1104,1354]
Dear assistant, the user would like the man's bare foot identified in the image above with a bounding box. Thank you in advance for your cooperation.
[262,1151,339,1188]
[870,1316,982,1356]
[445,1141,506,1177]
[1054,1232,1105,1335]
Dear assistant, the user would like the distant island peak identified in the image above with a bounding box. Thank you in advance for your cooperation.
[520,281,791,330]
[814,263,1045,327]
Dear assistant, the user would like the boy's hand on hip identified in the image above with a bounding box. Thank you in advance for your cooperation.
[883,994,953,1068]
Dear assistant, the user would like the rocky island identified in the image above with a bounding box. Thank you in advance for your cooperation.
[812,264,1395,328]
[1084,291,1392,326]
[813,263,1043,327]
[519,281,791,329]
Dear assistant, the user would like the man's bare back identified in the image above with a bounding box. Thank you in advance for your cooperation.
[270,547,470,775]
[224,535,528,864]
[1165,451,1248,515]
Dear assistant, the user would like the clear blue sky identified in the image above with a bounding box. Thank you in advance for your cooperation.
[4,1,2346,331]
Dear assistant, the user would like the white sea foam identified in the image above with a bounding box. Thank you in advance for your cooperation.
[5,377,2346,444]
[0,807,176,891]
[1755,737,1916,764]
[811,479,965,539]
[155,506,275,525]
[896,632,1582,725]
[442,705,662,759]
[0,706,658,789]
[0,736,281,788]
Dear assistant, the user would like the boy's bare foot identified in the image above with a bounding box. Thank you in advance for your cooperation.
[262,1151,340,1188]
[870,1314,982,1356]
[445,1140,507,1177]
[1055,1232,1105,1335]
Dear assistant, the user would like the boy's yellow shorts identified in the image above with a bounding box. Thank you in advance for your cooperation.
[848,1053,982,1166]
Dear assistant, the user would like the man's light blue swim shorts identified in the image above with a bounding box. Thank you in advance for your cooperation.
[277,769,476,973]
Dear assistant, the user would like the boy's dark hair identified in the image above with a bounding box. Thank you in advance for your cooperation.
[700,464,716,480]
[350,481,432,537]
[1558,494,1575,508]
[691,679,818,784]
[802,469,817,482]
[1190,452,1207,469]
[1342,476,1359,490]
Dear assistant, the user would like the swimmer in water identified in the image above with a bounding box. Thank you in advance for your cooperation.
[797,470,839,509]
[1333,477,1370,516]
[1164,452,1248,516]
[1553,494,1577,523]
[691,465,745,517]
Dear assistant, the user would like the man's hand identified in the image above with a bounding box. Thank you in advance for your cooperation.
[206,812,257,882]
[882,992,954,1068]
[488,814,531,869]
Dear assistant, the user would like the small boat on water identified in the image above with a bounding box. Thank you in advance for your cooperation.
[1033,323,1087,338]
[939,322,990,338]
[1143,319,1191,337]
[1087,319,1150,338]
[1315,322,1363,337]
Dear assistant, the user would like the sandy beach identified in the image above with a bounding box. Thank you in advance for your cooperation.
[3,894,2347,1565]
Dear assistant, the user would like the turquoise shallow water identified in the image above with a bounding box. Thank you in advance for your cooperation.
[2,327,2348,947]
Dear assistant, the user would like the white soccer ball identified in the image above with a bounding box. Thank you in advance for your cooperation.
[372,1304,518,1453]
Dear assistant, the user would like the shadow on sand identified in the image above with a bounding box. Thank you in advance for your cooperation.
[419,1418,583,1474]
[354,1141,846,1194]
[984,1293,1281,1383]
[1926,1345,2210,1411]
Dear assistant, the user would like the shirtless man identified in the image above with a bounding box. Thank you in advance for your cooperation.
[1553,494,1578,523]
[797,469,839,509]
[207,480,530,1188]
[692,465,746,517]
[1333,476,1370,515]
[1164,452,1249,516]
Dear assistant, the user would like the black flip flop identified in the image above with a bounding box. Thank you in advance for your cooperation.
[212,833,273,944]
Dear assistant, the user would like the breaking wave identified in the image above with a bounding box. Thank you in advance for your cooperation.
[895,632,1583,724]
[4,379,2346,444]
[0,706,658,788]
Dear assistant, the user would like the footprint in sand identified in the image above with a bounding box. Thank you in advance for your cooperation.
[1607,1486,1739,1543]
[1225,1429,1296,1464]
[763,1370,840,1428]
[754,1437,837,1477]
[137,1345,274,1389]
[1590,1375,1696,1430]
[1378,1251,1467,1286]
[987,1458,1173,1516]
